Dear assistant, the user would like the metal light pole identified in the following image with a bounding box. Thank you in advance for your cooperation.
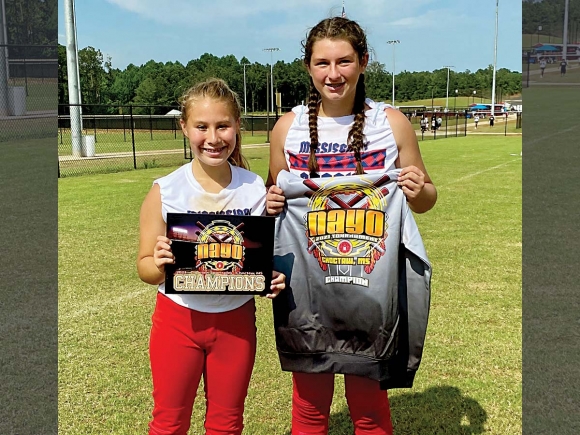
[386,40,399,106]
[263,48,279,116]
[64,0,84,156]
[443,65,454,111]
[473,90,476,105]
[241,62,250,116]
[491,0,499,118]
[0,0,10,116]
[563,0,570,62]
[454,89,458,111]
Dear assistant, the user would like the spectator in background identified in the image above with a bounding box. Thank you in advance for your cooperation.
[474,114,480,129]
[420,116,427,133]
[540,58,547,78]
[560,58,567,76]
[489,114,495,128]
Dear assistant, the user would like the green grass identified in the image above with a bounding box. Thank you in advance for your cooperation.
[58,134,521,434]
[397,96,493,108]
[1,138,57,434]
[525,62,580,83]
[521,85,580,434]
[522,33,563,49]
[8,79,57,112]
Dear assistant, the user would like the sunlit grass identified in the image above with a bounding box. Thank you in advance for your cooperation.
[58,135,521,434]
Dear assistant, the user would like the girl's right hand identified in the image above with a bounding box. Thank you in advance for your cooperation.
[266,185,286,216]
[153,235,175,273]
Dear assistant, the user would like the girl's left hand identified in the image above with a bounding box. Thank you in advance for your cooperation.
[397,165,425,203]
[265,270,286,299]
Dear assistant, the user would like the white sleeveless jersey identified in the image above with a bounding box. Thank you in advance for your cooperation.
[154,162,267,313]
[284,99,399,179]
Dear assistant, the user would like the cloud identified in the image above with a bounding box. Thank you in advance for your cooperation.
[104,0,329,25]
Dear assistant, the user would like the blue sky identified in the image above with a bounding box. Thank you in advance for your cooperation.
[58,0,522,73]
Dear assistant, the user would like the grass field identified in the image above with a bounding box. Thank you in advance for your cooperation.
[524,60,580,84]
[521,85,580,434]
[522,33,563,49]
[58,134,522,434]
[1,138,57,434]
[8,79,56,112]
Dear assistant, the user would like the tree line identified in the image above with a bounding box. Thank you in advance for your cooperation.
[523,0,580,42]
[58,44,522,115]
[3,0,57,58]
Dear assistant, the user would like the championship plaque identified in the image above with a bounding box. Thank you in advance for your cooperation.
[164,213,275,295]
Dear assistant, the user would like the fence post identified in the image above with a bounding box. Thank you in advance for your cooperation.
[464,111,467,136]
[150,108,153,140]
[123,111,126,142]
[445,114,448,138]
[130,105,137,169]
[505,113,508,136]
[23,54,29,96]
[455,113,458,137]
[251,116,254,136]
[93,114,97,142]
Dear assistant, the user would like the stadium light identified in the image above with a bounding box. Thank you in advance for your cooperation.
[263,48,279,143]
[241,63,250,116]
[386,40,400,106]
[263,48,279,116]
[563,0,570,61]
[443,65,454,111]
[491,0,499,117]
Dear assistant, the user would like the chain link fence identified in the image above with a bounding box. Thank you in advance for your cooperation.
[58,103,284,177]
[399,107,522,141]
[58,104,192,177]
[0,44,57,142]
[58,103,522,178]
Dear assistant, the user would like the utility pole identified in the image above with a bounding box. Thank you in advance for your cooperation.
[0,0,10,116]
[64,0,84,156]
[386,40,399,106]
[263,48,279,116]
[563,0,570,62]
[241,62,250,116]
[491,0,499,118]
[443,65,454,111]
[263,48,279,143]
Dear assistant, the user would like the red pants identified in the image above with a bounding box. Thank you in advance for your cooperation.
[292,372,393,435]
[148,293,256,435]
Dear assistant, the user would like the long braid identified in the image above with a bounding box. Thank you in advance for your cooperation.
[307,78,321,177]
[347,74,367,175]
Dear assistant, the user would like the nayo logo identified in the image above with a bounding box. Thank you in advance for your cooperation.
[195,220,245,274]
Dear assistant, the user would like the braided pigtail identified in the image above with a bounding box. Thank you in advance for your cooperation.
[307,78,321,178]
[347,74,367,175]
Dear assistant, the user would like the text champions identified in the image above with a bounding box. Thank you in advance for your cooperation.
[173,272,266,292]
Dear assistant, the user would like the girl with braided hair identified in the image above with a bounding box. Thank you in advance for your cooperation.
[266,17,437,435]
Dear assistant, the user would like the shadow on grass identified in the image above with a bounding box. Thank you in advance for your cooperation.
[283,386,486,435]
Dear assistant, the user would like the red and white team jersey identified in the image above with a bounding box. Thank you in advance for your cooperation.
[283,99,399,179]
